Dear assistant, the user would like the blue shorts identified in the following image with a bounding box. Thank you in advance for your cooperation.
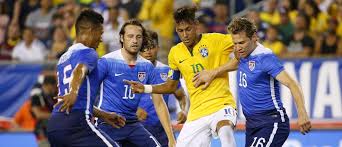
[98,121,161,147]
[245,108,290,147]
[47,111,119,147]
[143,124,169,147]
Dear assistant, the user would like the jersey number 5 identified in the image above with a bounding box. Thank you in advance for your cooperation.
[57,64,72,95]
[239,71,247,88]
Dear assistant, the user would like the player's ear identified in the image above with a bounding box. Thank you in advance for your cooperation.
[120,34,124,43]
[252,33,258,42]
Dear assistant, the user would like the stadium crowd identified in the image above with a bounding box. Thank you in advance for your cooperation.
[0,0,340,146]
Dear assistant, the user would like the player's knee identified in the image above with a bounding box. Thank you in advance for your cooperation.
[216,120,234,133]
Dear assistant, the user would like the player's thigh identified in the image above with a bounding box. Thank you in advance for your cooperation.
[144,125,169,147]
[246,122,290,147]
[127,124,161,147]
[210,106,237,136]
[71,124,120,147]
[176,117,212,147]
[47,130,69,147]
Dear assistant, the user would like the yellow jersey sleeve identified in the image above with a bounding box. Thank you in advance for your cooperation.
[219,34,234,55]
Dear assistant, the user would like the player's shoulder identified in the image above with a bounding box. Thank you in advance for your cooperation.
[250,42,274,57]
[155,60,169,69]
[136,55,154,67]
[58,43,94,64]
[170,42,185,52]
[102,50,122,59]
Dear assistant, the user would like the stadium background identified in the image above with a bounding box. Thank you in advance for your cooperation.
[0,0,341,146]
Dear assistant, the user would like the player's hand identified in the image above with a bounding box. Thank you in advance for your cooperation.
[124,80,144,93]
[177,111,187,124]
[192,70,215,90]
[297,112,311,135]
[136,107,148,121]
[102,112,126,128]
[53,91,78,114]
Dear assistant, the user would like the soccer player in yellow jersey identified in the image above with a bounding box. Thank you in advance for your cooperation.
[126,6,237,146]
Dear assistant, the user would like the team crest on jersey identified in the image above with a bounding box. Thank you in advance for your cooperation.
[160,73,168,81]
[199,48,209,57]
[249,60,255,71]
[138,72,146,82]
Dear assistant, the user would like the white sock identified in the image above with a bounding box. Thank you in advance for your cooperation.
[218,126,236,147]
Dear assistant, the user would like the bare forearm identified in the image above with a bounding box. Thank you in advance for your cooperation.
[152,94,175,141]
[212,58,238,78]
[152,79,178,94]
[289,83,307,114]
[93,107,104,118]
[69,64,87,94]
[174,89,187,112]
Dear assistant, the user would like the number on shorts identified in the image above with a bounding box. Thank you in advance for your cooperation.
[250,137,266,147]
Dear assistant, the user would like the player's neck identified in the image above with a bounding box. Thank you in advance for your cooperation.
[187,34,202,53]
[121,48,137,65]
[75,36,93,49]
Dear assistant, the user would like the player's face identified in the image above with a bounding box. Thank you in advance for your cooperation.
[90,25,104,49]
[121,25,143,55]
[140,45,158,62]
[176,21,197,48]
[232,31,257,58]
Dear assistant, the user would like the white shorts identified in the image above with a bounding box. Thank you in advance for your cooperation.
[176,106,237,147]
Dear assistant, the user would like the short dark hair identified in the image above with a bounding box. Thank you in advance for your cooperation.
[144,30,159,49]
[173,6,197,24]
[75,9,104,35]
[227,17,257,38]
[119,19,147,47]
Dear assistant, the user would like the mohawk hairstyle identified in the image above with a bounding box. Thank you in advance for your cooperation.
[173,6,197,24]
[75,9,104,35]
[227,17,257,38]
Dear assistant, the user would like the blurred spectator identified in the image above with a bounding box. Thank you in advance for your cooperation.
[197,15,210,34]
[12,100,36,132]
[279,0,298,23]
[301,0,329,36]
[102,6,123,52]
[0,2,9,44]
[208,0,229,33]
[263,25,286,57]
[336,4,342,38]
[285,28,314,58]
[12,27,47,62]
[25,0,56,45]
[91,0,108,14]
[138,0,174,63]
[0,24,21,60]
[278,9,294,45]
[47,26,72,60]
[51,13,64,29]
[314,29,342,56]
[246,9,268,40]
[17,0,40,29]
[31,75,57,146]
[122,0,141,19]
[260,0,281,25]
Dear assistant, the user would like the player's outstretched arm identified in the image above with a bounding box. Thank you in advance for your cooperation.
[54,63,88,114]
[192,58,239,89]
[174,87,187,124]
[93,107,126,128]
[151,94,176,147]
[275,71,312,135]
[124,79,179,94]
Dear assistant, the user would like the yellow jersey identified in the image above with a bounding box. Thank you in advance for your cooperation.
[168,33,236,121]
